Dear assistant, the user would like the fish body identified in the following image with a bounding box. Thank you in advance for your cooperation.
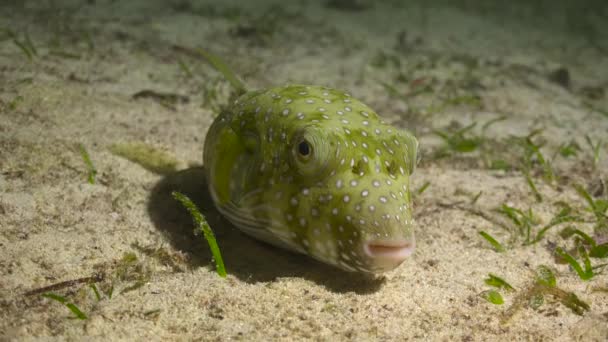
[203,85,418,273]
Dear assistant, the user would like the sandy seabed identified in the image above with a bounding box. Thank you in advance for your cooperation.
[1,0,608,340]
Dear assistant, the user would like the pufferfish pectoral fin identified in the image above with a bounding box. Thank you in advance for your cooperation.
[204,114,246,205]
[397,129,419,174]
[204,110,269,204]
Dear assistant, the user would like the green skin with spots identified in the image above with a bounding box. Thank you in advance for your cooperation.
[204,85,418,273]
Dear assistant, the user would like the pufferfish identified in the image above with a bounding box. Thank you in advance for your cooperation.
[203,84,418,274]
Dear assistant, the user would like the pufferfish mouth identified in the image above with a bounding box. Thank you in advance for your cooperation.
[363,239,416,263]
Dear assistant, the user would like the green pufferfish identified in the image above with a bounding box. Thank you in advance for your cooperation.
[204,84,418,274]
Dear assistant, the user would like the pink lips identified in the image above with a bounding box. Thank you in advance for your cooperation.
[363,240,415,262]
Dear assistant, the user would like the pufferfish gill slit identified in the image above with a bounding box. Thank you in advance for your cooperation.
[204,84,418,274]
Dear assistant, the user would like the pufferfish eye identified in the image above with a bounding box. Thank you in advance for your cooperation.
[297,140,312,159]
[290,130,329,178]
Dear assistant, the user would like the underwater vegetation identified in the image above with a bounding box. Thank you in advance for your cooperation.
[172,191,226,278]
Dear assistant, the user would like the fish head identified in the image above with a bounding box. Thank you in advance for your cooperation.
[283,120,418,273]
